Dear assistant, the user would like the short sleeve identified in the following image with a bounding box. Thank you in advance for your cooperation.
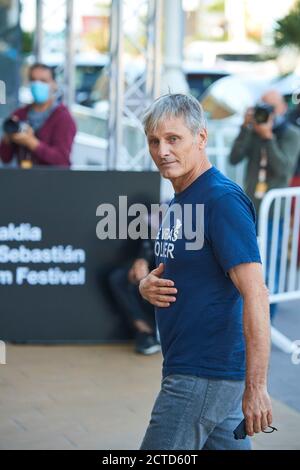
[208,192,261,275]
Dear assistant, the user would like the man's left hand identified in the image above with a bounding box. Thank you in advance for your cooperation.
[10,126,39,151]
[253,116,274,140]
[242,385,273,436]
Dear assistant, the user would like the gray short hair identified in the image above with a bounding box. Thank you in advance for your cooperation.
[142,93,206,136]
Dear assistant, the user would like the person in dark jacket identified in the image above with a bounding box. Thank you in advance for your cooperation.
[288,102,300,265]
[108,237,161,356]
[288,102,300,186]
[229,89,300,215]
[0,63,76,167]
[230,90,300,321]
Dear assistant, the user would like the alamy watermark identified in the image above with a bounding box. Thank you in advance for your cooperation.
[0,80,6,104]
[292,88,300,106]
[0,341,6,365]
[96,196,204,251]
[291,340,300,365]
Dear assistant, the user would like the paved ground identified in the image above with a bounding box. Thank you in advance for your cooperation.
[0,329,299,450]
[269,300,300,412]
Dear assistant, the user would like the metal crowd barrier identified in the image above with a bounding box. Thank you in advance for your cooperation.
[258,187,300,353]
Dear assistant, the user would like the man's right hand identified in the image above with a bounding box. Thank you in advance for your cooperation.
[243,107,254,128]
[139,263,177,308]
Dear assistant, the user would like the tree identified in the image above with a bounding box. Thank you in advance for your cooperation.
[274,0,300,49]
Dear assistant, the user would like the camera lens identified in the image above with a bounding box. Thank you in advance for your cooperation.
[2,118,21,135]
[254,108,269,124]
[253,103,275,124]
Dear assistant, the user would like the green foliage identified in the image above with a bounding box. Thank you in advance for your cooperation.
[274,0,300,49]
[21,31,34,54]
[207,0,225,14]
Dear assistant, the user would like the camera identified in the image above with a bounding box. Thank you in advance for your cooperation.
[253,103,275,124]
[2,118,28,135]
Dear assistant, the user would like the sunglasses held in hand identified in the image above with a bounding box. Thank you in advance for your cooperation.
[233,419,278,440]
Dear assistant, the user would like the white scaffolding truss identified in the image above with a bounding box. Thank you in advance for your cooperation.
[107,0,162,170]
[33,0,75,108]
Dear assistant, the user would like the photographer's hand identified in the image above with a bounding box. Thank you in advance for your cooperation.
[253,115,274,140]
[10,126,39,151]
[243,107,254,128]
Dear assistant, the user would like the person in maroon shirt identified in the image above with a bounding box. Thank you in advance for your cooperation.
[0,63,77,167]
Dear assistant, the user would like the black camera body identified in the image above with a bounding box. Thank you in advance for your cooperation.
[253,103,275,124]
[2,118,28,135]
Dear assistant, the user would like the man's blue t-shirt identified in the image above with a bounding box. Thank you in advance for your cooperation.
[154,166,261,381]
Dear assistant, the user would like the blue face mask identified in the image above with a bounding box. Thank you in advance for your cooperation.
[30,81,50,104]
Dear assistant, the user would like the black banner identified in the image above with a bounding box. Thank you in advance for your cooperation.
[0,168,160,342]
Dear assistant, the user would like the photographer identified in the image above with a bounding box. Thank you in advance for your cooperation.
[288,101,300,186]
[230,90,300,321]
[229,89,300,215]
[0,63,76,167]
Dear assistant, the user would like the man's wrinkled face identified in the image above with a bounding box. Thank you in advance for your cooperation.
[147,116,207,181]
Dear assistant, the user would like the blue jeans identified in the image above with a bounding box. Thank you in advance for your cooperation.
[140,374,251,450]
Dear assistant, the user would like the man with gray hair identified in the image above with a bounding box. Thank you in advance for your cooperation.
[139,93,273,450]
